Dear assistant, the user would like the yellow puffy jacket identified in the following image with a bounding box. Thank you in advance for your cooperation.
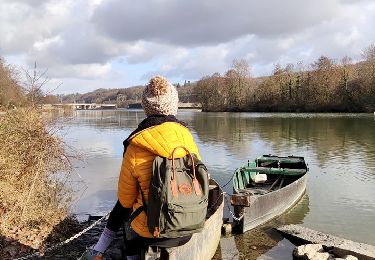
[117,122,201,238]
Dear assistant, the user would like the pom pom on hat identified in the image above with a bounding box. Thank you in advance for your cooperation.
[142,75,179,116]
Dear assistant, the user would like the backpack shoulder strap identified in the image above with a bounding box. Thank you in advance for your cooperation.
[128,188,148,223]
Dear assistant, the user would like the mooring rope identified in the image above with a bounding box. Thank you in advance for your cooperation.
[223,192,246,222]
[14,212,110,260]
[213,172,246,222]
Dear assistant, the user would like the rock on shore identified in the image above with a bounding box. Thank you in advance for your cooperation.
[277,224,375,260]
[293,243,358,260]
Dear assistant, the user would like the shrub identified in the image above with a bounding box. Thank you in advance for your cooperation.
[0,108,73,249]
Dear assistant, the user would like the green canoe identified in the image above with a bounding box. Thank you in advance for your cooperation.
[231,155,308,233]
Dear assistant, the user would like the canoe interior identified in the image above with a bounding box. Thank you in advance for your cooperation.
[233,155,308,193]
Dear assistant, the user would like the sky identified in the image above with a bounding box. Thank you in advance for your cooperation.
[1,0,375,94]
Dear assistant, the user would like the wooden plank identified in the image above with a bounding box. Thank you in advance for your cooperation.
[246,167,306,175]
[220,236,239,260]
[256,156,305,163]
[230,194,251,207]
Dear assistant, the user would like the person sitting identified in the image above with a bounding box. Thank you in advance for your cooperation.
[82,75,201,260]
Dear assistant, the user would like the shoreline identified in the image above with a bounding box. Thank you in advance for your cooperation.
[70,108,374,114]
[39,104,374,114]
[4,215,375,260]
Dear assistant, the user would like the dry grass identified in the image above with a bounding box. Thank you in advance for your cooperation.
[0,108,74,249]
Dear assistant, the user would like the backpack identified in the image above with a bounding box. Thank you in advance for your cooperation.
[131,146,209,238]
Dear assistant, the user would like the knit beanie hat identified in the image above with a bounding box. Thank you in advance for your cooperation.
[142,75,179,116]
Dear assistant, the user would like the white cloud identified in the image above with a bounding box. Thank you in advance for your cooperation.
[124,41,176,64]
[92,0,343,46]
[0,0,74,55]
[1,0,375,93]
[50,63,112,79]
[33,36,64,52]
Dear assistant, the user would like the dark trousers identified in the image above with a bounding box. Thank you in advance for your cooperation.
[125,235,191,256]
[107,200,191,256]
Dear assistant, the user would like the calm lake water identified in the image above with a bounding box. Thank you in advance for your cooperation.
[64,110,375,252]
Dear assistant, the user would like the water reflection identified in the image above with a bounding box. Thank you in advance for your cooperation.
[190,112,375,177]
[68,109,145,130]
[213,193,310,259]
[64,110,375,245]
[276,193,310,225]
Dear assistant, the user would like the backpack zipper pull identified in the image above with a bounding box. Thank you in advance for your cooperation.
[193,178,202,196]
[171,178,179,197]
[153,227,160,237]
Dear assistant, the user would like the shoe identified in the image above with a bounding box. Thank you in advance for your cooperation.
[78,247,104,260]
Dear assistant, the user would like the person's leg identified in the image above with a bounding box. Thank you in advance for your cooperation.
[93,227,116,253]
[125,236,145,260]
[125,235,192,259]
[127,255,141,260]
[145,235,191,247]
[93,201,131,253]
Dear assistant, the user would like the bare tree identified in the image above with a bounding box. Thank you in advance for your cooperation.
[359,44,375,109]
[23,62,62,107]
[310,56,339,108]
[23,62,48,107]
[225,59,252,110]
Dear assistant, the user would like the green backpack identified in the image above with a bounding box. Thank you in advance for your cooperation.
[133,146,209,238]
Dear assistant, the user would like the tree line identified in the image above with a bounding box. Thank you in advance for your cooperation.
[194,45,375,112]
[2,44,375,112]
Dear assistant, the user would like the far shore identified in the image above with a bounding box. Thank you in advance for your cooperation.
[39,104,374,114]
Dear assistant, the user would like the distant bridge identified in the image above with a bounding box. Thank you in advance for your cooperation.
[128,102,201,109]
[47,103,117,110]
[44,102,201,110]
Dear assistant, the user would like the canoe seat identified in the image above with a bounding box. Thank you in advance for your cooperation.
[237,188,269,195]
[248,188,269,195]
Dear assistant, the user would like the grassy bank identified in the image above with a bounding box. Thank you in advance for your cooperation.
[0,108,74,250]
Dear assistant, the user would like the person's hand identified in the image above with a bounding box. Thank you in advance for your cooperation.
[93,256,103,260]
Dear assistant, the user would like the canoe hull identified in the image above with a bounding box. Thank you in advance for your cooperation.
[234,173,307,233]
[166,199,224,260]
[147,179,224,260]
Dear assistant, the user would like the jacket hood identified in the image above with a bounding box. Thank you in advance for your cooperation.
[129,122,198,159]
